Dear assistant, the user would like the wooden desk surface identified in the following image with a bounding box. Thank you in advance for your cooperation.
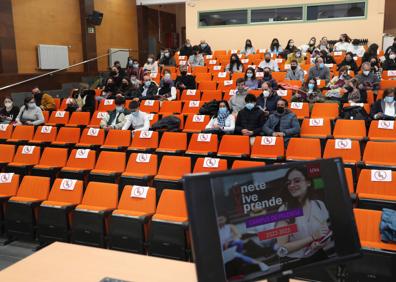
[0,242,306,282]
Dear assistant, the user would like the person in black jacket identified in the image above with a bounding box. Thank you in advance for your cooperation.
[371,88,396,120]
[383,50,396,71]
[320,50,336,64]
[337,52,359,74]
[234,94,265,136]
[362,43,379,63]
[198,40,212,55]
[179,39,193,57]
[0,96,19,124]
[80,89,96,114]
[135,75,158,100]
[175,64,196,93]
[256,82,280,116]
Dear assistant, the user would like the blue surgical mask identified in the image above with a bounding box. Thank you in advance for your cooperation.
[245,103,255,110]
[384,96,394,103]
[246,73,253,78]
[218,107,228,114]
[319,63,324,69]
[144,81,151,87]
[131,111,139,116]
[308,83,315,90]
[115,106,124,113]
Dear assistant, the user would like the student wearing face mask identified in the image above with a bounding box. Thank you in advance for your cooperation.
[159,49,176,66]
[300,37,317,54]
[385,38,396,58]
[347,39,365,58]
[226,54,243,74]
[286,50,304,65]
[269,38,283,57]
[127,59,144,81]
[261,67,278,90]
[369,57,382,81]
[119,78,132,96]
[175,65,196,92]
[308,57,330,83]
[229,78,248,114]
[283,39,298,59]
[286,60,304,82]
[371,88,396,120]
[320,50,336,64]
[16,96,45,126]
[205,100,235,134]
[0,97,19,124]
[107,66,123,89]
[244,67,260,89]
[341,78,367,105]
[136,75,159,100]
[157,70,176,101]
[356,62,380,91]
[100,96,129,130]
[143,54,159,74]
[257,82,280,115]
[259,52,279,72]
[263,99,300,144]
[122,100,150,132]
[66,89,82,112]
[241,39,255,56]
[31,87,56,111]
[179,39,193,57]
[337,52,359,74]
[97,78,116,101]
[198,40,212,55]
[317,37,331,53]
[326,66,352,100]
[188,46,205,66]
[234,94,265,137]
[294,78,324,104]
[362,43,379,64]
[382,51,396,71]
[334,33,352,52]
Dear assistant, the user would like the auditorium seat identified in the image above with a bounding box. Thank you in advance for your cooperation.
[344,167,354,194]
[180,89,201,101]
[88,151,126,183]
[368,120,396,141]
[156,132,187,155]
[37,178,84,244]
[193,157,227,173]
[289,102,310,119]
[363,141,396,168]
[6,125,35,145]
[139,100,160,113]
[153,155,191,193]
[31,147,68,180]
[217,135,250,159]
[71,182,118,247]
[0,173,19,234]
[183,114,210,133]
[98,99,116,112]
[65,111,91,127]
[42,111,49,123]
[75,127,105,149]
[127,131,159,154]
[46,110,70,126]
[0,144,15,171]
[300,118,332,139]
[28,125,57,146]
[217,80,236,93]
[356,169,396,208]
[59,149,96,180]
[182,100,203,115]
[198,81,217,91]
[0,123,13,142]
[286,138,321,161]
[186,133,218,156]
[159,101,182,115]
[120,153,158,189]
[100,129,131,151]
[50,127,81,148]
[109,186,156,253]
[192,66,208,75]
[201,90,223,102]
[6,145,41,175]
[148,189,189,260]
[250,136,285,161]
[89,111,107,127]
[333,119,367,140]
[311,103,339,119]
[323,139,361,165]
[5,176,50,240]
[232,160,266,169]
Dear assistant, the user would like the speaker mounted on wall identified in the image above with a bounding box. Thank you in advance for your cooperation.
[87,10,103,26]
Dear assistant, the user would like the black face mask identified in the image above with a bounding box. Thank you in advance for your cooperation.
[181,71,187,76]
[371,62,376,66]
[291,65,297,70]
[246,43,252,47]
[265,58,271,63]
[111,71,118,76]
[264,72,270,77]
[345,86,353,92]
[276,107,285,114]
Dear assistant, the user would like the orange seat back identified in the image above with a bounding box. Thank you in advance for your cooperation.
[103,130,131,147]
[198,81,217,91]
[48,111,70,125]
[81,181,118,209]
[130,131,159,150]
[232,160,265,169]
[11,125,35,141]
[353,209,382,246]
[0,144,15,163]
[94,151,126,172]
[356,169,396,201]
[78,128,105,145]
[125,153,158,176]
[251,136,284,160]
[118,186,156,214]
[183,115,210,133]
[218,135,250,157]
[32,126,58,143]
[0,173,20,197]
[159,101,182,114]
[39,147,68,167]
[182,101,203,115]
[187,133,218,154]
[54,127,81,143]
[300,118,331,138]
[67,112,91,126]
[195,73,212,83]
[157,155,191,178]
[344,167,354,194]
[158,132,187,151]
[48,178,83,205]
[155,189,188,220]
[363,141,396,166]
[139,100,160,113]
[333,119,366,140]
[323,139,361,164]
[286,138,321,161]
[0,124,13,140]
[311,103,339,119]
[290,102,310,119]
[181,89,201,101]
[368,120,396,141]
[193,157,227,173]
[90,111,107,127]
[16,175,50,201]
[13,145,41,165]
[98,99,116,111]
[66,149,96,169]
[201,90,223,102]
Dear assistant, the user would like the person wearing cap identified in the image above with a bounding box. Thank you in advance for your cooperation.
[100,96,129,130]
[122,100,150,132]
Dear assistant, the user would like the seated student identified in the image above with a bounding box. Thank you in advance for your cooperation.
[229,78,248,114]
[234,94,265,137]
[0,97,19,124]
[15,96,45,126]
[257,82,280,118]
[205,100,235,134]
[158,70,177,101]
[333,33,352,52]
[308,57,330,83]
[179,39,193,57]
[362,43,379,63]
[175,64,196,93]
[369,57,383,81]
[143,54,159,74]
[79,89,96,114]
[348,39,366,58]
[341,78,367,104]
[371,88,396,120]
[188,46,205,66]
[386,38,396,57]
[326,66,352,100]
[119,78,131,96]
[97,77,117,101]
[261,67,278,90]
[106,66,123,90]
[113,60,126,78]
[135,75,159,100]
[337,52,359,74]
[383,50,396,71]
[198,40,212,55]
[286,60,305,82]
[244,67,260,90]
[320,50,336,64]
[32,87,56,111]
[66,89,82,112]
[356,62,380,91]
[240,39,255,55]
[226,54,244,74]
[299,37,317,54]
[122,100,150,133]
[286,49,305,65]
[159,49,176,66]
[127,59,144,81]
[317,37,331,53]
[268,38,283,57]
[293,78,325,104]
[100,96,129,130]
[259,52,279,72]
[309,49,321,65]
[283,39,298,59]
[263,98,300,144]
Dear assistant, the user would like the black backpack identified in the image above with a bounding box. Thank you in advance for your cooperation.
[199,100,218,116]
[340,106,369,121]
[151,115,181,132]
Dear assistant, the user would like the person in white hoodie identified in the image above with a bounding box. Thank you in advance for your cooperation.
[122,100,150,134]
[205,100,235,133]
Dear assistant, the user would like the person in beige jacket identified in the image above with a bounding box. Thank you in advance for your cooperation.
[100,96,130,130]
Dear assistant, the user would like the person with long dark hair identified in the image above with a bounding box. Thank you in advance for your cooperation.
[15,96,45,126]
[244,67,260,89]
[269,38,283,57]
[283,39,298,58]
[241,39,255,55]
[205,100,235,133]
[0,97,19,124]
[226,53,243,74]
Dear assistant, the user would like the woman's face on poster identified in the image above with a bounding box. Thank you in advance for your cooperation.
[286,170,309,199]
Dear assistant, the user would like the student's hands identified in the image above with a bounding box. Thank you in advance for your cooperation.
[374,112,384,119]
[273,132,285,137]
[25,121,33,125]
[241,129,253,136]
[312,224,329,241]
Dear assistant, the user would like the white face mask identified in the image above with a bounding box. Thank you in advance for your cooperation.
[147,58,154,63]
[390,54,396,60]
[28,102,36,109]
[4,102,12,109]
[363,70,370,76]
[263,90,270,97]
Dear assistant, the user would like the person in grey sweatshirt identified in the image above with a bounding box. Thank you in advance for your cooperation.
[286,60,305,82]
[16,96,45,125]
[229,78,248,114]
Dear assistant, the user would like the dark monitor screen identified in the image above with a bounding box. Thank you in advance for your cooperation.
[184,158,361,282]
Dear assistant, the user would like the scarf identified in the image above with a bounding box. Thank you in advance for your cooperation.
[217,110,229,128]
